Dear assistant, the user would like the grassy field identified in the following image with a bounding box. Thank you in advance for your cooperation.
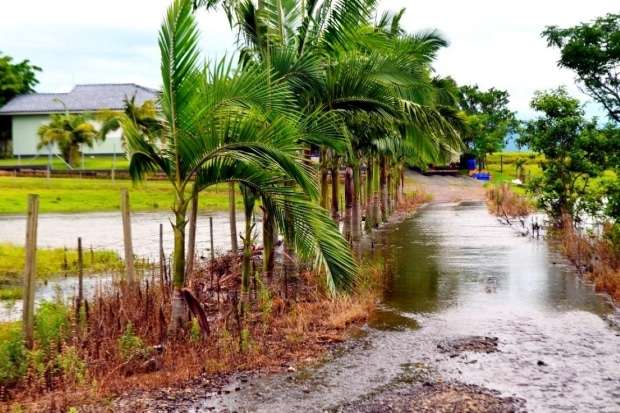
[484,152,543,195]
[0,176,238,214]
[0,156,130,170]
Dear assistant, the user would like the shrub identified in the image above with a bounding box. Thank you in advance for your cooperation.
[34,300,70,353]
[118,322,148,361]
[57,346,87,385]
[0,322,27,387]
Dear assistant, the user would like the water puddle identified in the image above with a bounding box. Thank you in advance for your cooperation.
[188,202,620,412]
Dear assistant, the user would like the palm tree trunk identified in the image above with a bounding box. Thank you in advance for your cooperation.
[372,159,381,228]
[379,156,388,222]
[262,205,275,278]
[365,157,375,231]
[186,188,199,276]
[240,187,254,322]
[229,182,238,253]
[320,147,329,209]
[331,159,340,220]
[387,165,393,215]
[168,190,189,334]
[351,162,361,242]
[343,166,353,240]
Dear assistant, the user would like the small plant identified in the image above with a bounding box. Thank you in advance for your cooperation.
[189,318,201,343]
[118,322,148,361]
[57,346,87,385]
[0,322,27,387]
[34,300,69,354]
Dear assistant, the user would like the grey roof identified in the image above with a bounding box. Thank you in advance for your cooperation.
[0,83,159,115]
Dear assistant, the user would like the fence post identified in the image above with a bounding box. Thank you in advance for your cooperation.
[120,189,136,282]
[500,155,503,174]
[209,216,215,262]
[23,194,39,349]
[159,223,166,296]
[77,237,83,305]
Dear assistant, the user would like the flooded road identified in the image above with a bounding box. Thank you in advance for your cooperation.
[192,202,620,412]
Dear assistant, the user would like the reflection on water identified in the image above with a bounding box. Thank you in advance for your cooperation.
[194,202,620,413]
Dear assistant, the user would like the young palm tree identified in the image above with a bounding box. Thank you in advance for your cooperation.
[37,113,100,167]
[127,0,357,333]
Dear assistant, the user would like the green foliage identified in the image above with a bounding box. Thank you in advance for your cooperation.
[57,346,87,385]
[34,300,70,353]
[543,13,620,122]
[0,322,27,386]
[118,322,148,361]
[518,87,613,220]
[458,85,518,166]
[37,113,101,167]
[0,52,40,107]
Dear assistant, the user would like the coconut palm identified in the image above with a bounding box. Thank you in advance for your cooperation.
[126,0,357,332]
[37,112,100,167]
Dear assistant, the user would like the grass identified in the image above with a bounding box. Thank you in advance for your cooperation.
[0,243,123,283]
[0,155,130,170]
[484,151,543,196]
[0,176,239,214]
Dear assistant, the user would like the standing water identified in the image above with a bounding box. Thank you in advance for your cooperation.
[191,201,620,412]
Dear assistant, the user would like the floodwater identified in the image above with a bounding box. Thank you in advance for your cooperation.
[0,211,249,260]
[192,201,620,412]
[0,211,254,321]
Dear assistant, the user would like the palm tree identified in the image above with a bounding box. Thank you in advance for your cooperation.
[126,0,357,333]
[98,95,161,146]
[37,112,100,167]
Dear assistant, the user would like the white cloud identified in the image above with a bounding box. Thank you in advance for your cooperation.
[1,0,617,119]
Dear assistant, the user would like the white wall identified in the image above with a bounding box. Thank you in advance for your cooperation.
[11,114,124,156]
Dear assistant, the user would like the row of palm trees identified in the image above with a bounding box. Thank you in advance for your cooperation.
[122,0,463,333]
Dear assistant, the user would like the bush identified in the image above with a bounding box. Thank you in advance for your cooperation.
[0,322,27,387]
[118,322,149,361]
[34,300,70,353]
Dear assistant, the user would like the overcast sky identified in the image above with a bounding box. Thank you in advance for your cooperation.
[1,0,618,119]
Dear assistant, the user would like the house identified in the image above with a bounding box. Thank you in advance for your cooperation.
[0,83,159,156]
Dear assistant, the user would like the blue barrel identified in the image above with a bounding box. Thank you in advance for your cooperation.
[466,158,476,170]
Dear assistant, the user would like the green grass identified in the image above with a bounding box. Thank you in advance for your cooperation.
[0,155,130,170]
[0,243,123,283]
[0,176,238,214]
[484,152,543,195]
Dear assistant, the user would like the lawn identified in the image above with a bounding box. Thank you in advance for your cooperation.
[0,155,130,170]
[0,176,238,214]
[484,152,543,195]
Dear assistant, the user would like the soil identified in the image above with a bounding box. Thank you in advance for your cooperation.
[436,336,500,355]
[338,381,527,413]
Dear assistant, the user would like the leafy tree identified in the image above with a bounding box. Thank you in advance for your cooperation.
[543,13,620,122]
[518,87,603,221]
[459,85,517,169]
[36,113,100,167]
[0,52,41,156]
[0,52,40,106]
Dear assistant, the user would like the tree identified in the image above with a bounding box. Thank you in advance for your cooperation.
[127,0,357,333]
[98,95,161,145]
[0,52,40,106]
[459,85,517,169]
[518,87,603,221]
[36,113,100,166]
[0,52,41,156]
[543,13,620,122]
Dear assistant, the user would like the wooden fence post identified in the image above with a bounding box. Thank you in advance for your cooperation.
[120,189,136,282]
[77,237,83,305]
[23,194,39,349]
[209,216,215,262]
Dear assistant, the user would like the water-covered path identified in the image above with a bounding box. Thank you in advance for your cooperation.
[188,201,620,412]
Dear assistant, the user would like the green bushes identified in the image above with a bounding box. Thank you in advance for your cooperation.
[0,323,27,387]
